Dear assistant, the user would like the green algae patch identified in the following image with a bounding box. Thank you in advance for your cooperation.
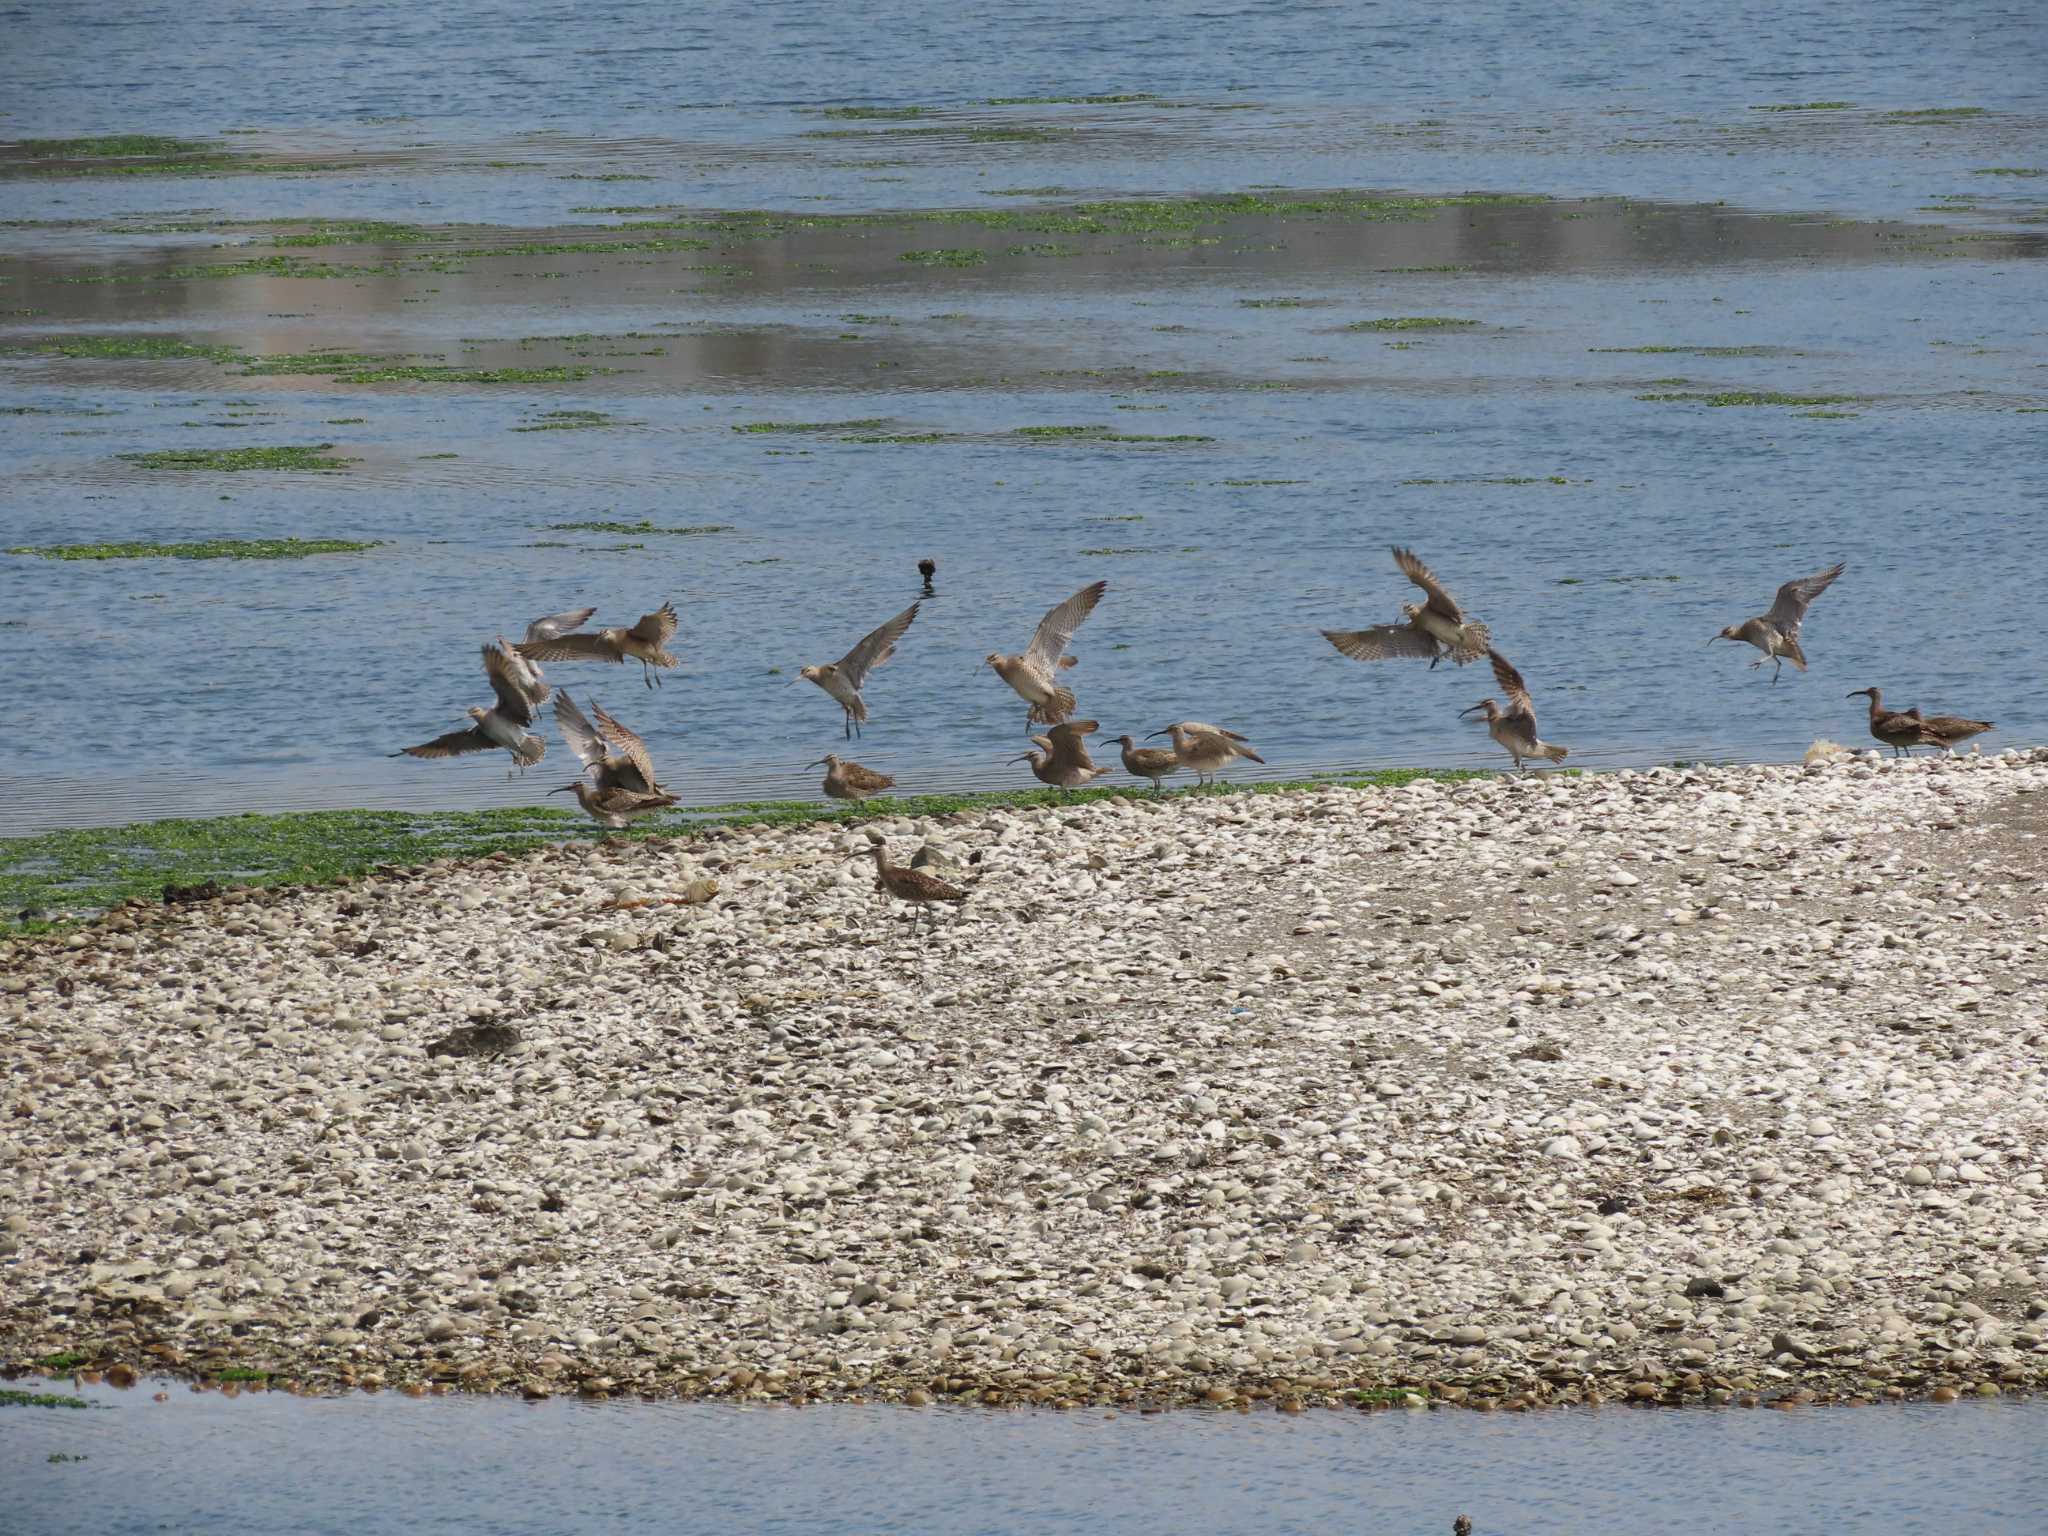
[512,410,629,432]
[12,134,213,158]
[1013,425,1210,444]
[1346,316,1481,331]
[1591,344,1779,357]
[840,431,954,444]
[2,336,242,363]
[1750,102,1854,112]
[115,444,355,472]
[8,538,380,561]
[820,106,931,120]
[0,1389,96,1410]
[1972,167,2045,177]
[900,248,986,266]
[1636,390,1863,407]
[986,93,1155,106]
[1883,106,1986,120]
[544,519,731,535]
[734,418,887,434]
[331,365,610,384]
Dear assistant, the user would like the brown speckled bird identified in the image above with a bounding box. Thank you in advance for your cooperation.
[1323,546,1491,669]
[1010,719,1110,791]
[861,840,967,927]
[1113,733,1182,792]
[810,753,896,802]
[1712,561,1844,684]
[517,601,679,689]
[1461,650,1568,771]
[797,602,918,739]
[392,642,547,775]
[986,580,1105,728]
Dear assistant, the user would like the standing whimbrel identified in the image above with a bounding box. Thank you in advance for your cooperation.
[392,642,547,774]
[809,753,896,802]
[1010,719,1110,791]
[860,841,967,927]
[1147,721,1265,787]
[1322,547,1491,669]
[1712,561,1844,683]
[517,601,680,689]
[987,579,1106,728]
[556,690,668,793]
[1904,706,1995,754]
[1113,734,1182,792]
[798,602,919,739]
[1461,650,1568,771]
[1847,688,1929,756]
[550,777,678,827]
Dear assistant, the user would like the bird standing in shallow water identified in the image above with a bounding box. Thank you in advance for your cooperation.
[1711,562,1844,684]
[809,753,896,802]
[797,602,918,739]
[1322,546,1491,669]
[1113,734,1182,792]
[393,642,547,775]
[516,601,680,689]
[1461,650,1568,771]
[1148,721,1265,787]
[917,557,937,595]
[986,580,1105,729]
[1010,719,1110,791]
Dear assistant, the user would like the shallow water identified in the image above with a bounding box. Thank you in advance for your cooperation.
[4,1384,2046,1535]
[3,0,2046,835]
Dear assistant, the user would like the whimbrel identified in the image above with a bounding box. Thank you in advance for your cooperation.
[1712,561,1844,684]
[1147,721,1265,787]
[861,840,967,927]
[511,605,595,695]
[550,779,678,828]
[392,642,546,774]
[809,753,896,802]
[1010,719,1110,791]
[987,579,1106,728]
[496,637,552,710]
[1904,706,1994,754]
[1846,688,1929,756]
[1461,650,1568,771]
[517,601,680,689]
[798,602,919,739]
[918,557,937,594]
[1322,546,1491,669]
[555,690,668,793]
[1113,733,1182,792]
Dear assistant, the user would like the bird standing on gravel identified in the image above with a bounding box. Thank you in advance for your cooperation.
[1010,719,1110,791]
[986,579,1105,729]
[1711,561,1844,684]
[392,642,547,775]
[1322,546,1491,669]
[1847,687,1931,756]
[1113,733,1182,792]
[797,602,919,739]
[860,840,968,927]
[517,601,680,689]
[1147,721,1264,787]
[1903,707,1994,754]
[810,753,896,802]
[1461,650,1568,771]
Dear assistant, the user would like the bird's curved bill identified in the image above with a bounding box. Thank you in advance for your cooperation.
[804,759,828,770]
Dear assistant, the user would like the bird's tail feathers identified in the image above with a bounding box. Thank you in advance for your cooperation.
[1782,637,1808,670]
[1029,687,1077,724]
[1451,623,1491,662]
[1537,742,1568,763]
[1240,748,1267,764]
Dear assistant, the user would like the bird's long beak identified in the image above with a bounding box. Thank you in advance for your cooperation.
[786,675,802,687]
[1004,753,1034,766]
[1143,729,1169,741]
[1458,703,1484,718]
[804,759,828,770]
[547,783,578,796]
[1705,634,1721,647]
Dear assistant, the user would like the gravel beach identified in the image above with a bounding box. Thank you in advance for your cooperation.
[5,752,2047,1412]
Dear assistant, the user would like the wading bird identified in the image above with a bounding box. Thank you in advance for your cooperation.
[1147,721,1265,787]
[1461,650,1568,771]
[1113,733,1182,793]
[810,753,896,802]
[1322,546,1491,669]
[797,602,919,739]
[1904,706,1994,754]
[517,601,680,689]
[1711,562,1845,683]
[392,642,547,775]
[555,691,668,794]
[918,557,937,594]
[860,840,968,927]
[1010,719,1110,791]
[986,580,1106,728]
[1847,687,1931,757]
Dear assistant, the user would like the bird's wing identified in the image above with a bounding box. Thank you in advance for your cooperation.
[1487,649,1537,722]
[525,606,597,643]
[843,762,896,794]
[517,632,619,664]
[629,602,678,647]
[483,643,536,725]
[1024,580,1107,672]
[495,636,549,706]
[1177,721,1245,742]
[1766,562,1845,633]
[591,701,659,787]
[1323,624,1439,662]
[1046,718,1099,745]
[552,690,610,773]
[1393,546,1465,623]
[400,727,492,759]
[835,601,919,688]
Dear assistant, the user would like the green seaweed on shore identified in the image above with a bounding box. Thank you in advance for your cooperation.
[1,336,242,363]
[899,248,986,266]
[115,444,355,472]
[0,1389,96,1409]
[0,771,1483,934]
[8,538,379,561]
[12,134,213,158]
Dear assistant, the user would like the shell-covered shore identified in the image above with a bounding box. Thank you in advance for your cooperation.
[5,753,2046,1412]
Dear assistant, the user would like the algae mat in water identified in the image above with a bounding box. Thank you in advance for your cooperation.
[7,539,382,561]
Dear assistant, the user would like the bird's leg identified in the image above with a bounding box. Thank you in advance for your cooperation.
[1771,658,1782,685]
[843,714,853,741]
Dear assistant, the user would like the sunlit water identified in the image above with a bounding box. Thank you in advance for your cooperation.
[4,1384,2046,1535]
[2,0,2044,834]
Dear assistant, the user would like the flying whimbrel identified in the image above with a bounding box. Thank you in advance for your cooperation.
[918,557,937,594]
[1010,719,1110,791]
[496,636,552,710]
[392,642,547,774]
[809,753,896,802]
[1461,650,1568,771]
[1903,706,1994,754]
[1847,688,1930,756]
[986,579,1106,729]
[517,601,680,689]
[555,690,669,794]
[860,840,967,927]
[798,602,919,739]
[1113,733,1182,792]
[1712,561,1844,684]
[1147,721,1265,787]
[509,605,595,696]
[1322,546,1491,669]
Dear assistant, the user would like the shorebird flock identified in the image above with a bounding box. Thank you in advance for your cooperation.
[390,547,1993,893]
